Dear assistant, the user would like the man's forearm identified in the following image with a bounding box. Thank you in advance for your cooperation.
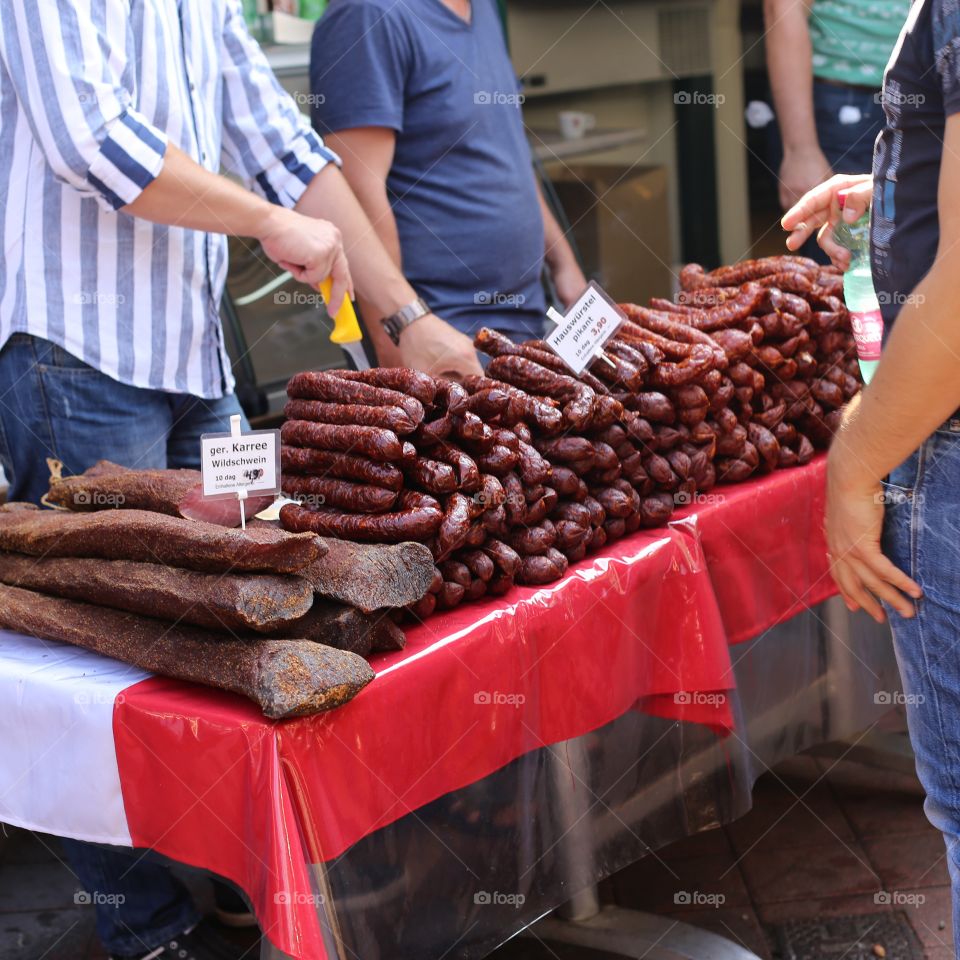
[295,165,419,356]
[830,261,960,487]
[538,185,579,271]
[124,143,275,237]
[764,0,818,151]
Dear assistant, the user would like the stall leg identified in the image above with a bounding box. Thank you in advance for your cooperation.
[813,597,914,774]
[545,738,601,922]
[528,740,763,960]
[531,905,763,960]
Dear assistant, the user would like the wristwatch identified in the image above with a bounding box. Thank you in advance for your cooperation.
[380,297,430,346]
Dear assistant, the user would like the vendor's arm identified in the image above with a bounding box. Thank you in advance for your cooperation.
[126,145,352,307]
[299,126,481,377]
[0,0,351,307]
[537,184,587,309]
[294,163,481,378]
[763,0,833,210]
[817,116,960,621]
[324,127,403,268]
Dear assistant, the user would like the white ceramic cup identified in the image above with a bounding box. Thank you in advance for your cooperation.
[558,111,597,141]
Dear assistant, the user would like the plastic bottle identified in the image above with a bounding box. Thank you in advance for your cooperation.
[833,194,882,384]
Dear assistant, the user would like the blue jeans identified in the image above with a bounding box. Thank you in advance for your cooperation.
[0,333,246,956]
[0,333,246,503]
[882,422,960,955]
[814,80,885,175]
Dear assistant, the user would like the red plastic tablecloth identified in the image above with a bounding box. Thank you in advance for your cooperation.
[113,456,834,960]
[675,453,834,645]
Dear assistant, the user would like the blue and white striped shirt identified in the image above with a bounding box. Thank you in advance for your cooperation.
[0,0,338,398]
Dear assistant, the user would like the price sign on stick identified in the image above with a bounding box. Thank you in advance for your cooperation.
[544,281,625,375]
[201,416,281,529]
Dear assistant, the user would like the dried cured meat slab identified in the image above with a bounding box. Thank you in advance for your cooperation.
[0,509,324,574]
[0,585,374,718]
[0,553,313,633]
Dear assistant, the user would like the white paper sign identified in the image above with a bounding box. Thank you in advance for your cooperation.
[544,281,625,375]
[200,427,280,499]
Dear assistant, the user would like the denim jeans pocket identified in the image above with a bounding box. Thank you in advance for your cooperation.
[45,344,98,374]
[25,335,98,375]
[880,447,923,581]
[910,430,960,610]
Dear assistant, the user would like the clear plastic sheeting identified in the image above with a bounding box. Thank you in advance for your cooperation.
[263,599,898,960]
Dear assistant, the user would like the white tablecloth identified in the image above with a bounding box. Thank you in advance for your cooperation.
[0,631,149,844]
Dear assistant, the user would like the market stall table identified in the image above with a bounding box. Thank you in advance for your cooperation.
[0,456,901,960]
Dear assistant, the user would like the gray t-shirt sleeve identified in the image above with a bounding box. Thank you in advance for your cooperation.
[309,2,408,135]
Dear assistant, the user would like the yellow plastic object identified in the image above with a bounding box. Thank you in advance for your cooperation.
[319,277,362,345]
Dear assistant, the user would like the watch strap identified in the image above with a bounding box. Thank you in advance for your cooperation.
[381,297,430,346]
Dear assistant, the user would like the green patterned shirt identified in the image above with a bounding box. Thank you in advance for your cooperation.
[809,0,912,87]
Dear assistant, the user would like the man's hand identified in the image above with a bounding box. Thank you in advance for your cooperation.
[778,145,833,211]
[781,173,872,267]
[257,205,354,314]
[825,397,922,623]
[376,313,483,381]
[826,457,922,623]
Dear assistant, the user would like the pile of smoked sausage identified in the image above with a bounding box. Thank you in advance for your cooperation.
[279,255,859,618]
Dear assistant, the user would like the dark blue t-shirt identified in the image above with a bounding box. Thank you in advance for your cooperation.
[310,0,547,340]
[872,1,960,330]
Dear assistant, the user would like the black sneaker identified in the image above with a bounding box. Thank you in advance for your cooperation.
[110,918,253,960]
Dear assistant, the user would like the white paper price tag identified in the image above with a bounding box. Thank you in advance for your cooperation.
[200,425,281,499]
[544,281,625,375]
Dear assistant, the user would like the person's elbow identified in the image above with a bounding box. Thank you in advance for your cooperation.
[48,108,168,212]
